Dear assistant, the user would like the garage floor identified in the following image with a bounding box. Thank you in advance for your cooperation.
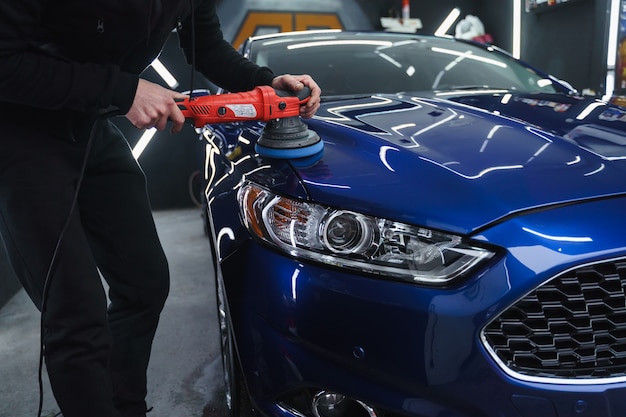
[0,208,228,417]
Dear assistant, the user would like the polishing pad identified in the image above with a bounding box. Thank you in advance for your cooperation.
[255,140,324,159]
[255,117,323,159]
[289,149,324,168]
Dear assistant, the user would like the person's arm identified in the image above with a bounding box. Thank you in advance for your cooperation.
[0,0,191,133]
[178,0,320,118]
[0,0,138,115]
[177,0,274,93]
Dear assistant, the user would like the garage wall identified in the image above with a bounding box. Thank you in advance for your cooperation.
[216,0,514,52]
[348,1,514,54]
[217,0,373,46]
[475,0,514,53]
[521,0,610,96]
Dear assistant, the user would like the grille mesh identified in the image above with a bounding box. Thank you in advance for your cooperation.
[482,258,626,380]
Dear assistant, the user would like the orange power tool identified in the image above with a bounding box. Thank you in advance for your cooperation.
[176,85,322,159]
[176,85,310,128]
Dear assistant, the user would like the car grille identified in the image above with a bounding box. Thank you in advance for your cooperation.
[482,258,626,382]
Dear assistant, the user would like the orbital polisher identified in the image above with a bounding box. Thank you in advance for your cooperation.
[176,85,322,159]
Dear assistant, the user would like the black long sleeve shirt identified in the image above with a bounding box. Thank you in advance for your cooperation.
[0,0,274,119]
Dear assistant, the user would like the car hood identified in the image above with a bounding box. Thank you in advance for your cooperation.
[291,94,626,235]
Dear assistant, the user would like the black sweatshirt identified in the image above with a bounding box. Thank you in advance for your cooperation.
[0,0,274,119]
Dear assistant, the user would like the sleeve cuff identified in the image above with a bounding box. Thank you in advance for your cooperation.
[110,72,140,114]
[254,66,275,87]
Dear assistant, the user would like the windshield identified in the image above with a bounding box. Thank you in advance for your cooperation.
[248,33,560,97]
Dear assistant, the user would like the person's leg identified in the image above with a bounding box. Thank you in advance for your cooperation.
[77,121,170,417]
[0,122,121,417]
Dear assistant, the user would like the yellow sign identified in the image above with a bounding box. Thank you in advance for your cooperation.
[233,12,343,48]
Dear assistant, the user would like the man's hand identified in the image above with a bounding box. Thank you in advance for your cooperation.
[271,74,321,119]
[126,79,189,134]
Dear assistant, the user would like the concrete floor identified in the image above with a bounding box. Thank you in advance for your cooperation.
[0,208,228,417]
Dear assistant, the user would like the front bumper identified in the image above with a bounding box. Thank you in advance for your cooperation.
[220,242,626,417]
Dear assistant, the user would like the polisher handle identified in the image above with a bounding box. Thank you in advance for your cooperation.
[274,86,312,101]
[176,85,310,128]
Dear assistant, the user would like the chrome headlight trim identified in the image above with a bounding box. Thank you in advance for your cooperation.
[238,181,495,285]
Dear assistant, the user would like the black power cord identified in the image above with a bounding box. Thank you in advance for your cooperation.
[36,109,119,417]
[188,0,197,100]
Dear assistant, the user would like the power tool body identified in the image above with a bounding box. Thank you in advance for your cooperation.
[176,85,306,128]
[176,86,322,159]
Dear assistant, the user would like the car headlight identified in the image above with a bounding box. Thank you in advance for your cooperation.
[238,182,495,285]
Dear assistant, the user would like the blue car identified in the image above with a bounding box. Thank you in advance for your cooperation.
[202,30,626,417]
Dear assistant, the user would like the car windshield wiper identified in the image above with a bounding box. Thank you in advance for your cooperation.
[435,85,511,91]
[320,94,375,101]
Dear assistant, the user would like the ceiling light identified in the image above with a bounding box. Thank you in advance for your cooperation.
[132,128,157,159]
[150,58,179,89]
[435,8,461,37]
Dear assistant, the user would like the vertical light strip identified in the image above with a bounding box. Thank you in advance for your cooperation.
[605,0,621,100]
[132,128,157,160]
[151,58,179,89]
[512,0,522,59]
[607,0,620,68]
[434,8,461,37]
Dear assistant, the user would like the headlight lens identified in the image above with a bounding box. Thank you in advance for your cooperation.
[322,211,378,255]
[238,182,495,285]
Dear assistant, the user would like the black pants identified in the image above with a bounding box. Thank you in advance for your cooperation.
[0,118,170,417]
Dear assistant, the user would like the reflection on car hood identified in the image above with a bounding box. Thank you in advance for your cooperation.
[293,93,626,235]
[447,91,626,152]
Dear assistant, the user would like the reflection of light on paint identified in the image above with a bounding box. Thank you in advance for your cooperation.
[379,146,399,172]
[376,52,402,68]
[291,268,300,301]
[391,123,416,135]
[584,163,605,177]
[537,79,552,88]
[431,47,508,68]
[302,180,350,190]
[576,102,606,120]
[288,40,391,49]
[217,227,235,243]
[216,227,235,260]
[487,125,502,139]
[289,220,297,247]
[522,227,592,243]
[567,155,581,166]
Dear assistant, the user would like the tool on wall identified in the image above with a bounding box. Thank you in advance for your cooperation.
[176,85,322,159]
